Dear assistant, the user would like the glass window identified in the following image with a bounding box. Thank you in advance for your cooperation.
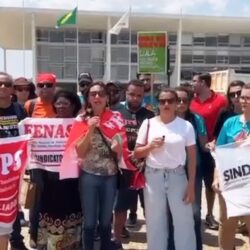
[78,32,91,43]
[131,33,137,45]
[205,36,217,47]
[218,35,229,46]
[64,30,76,43]
[131,52,137,63]
[205,55,216,64]
[182,55,192,64]
[50,30,64,43]
[64,62,76,78]
[37,60,49,72]
[91,47,104,62]
[111,47,129,63]
[169,34,177,45]
[111,35,117,44]
[49,47,64,63]
[170,53,176,63]
[193,37,205,46]
[91,62,104,79]
[243,37,250,47]
[48,64,63,79]
[91,32,104,43]
[36,29,49,42]
[118,32,129,44]
[216,56,228,64]
[111,65,129,80]
[64,46,76,62]
[241,56,250,64]
[37,44,49,59]
[79,64,91,74]
[79,47,91,63]
[229,56,240,64]
[193,55,205,63]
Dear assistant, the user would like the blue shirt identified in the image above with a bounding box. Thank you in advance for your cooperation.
[142,94,158,114]
[217,115,250,146]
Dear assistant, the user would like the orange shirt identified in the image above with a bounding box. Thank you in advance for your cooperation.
[24,97,56,118]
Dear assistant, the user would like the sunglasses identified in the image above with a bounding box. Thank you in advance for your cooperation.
[0,82,12,88]
[37,83,54,88]
[15,86,30,92]
[158,98,176,105]
[89,91,107,98]
[177,97,189,104]
[79,81,91,88]
[228,90,241,99]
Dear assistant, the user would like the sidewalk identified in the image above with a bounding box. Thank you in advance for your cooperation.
[13,190,250,250]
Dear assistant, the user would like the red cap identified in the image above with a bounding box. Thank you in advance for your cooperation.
[36,73,56,84]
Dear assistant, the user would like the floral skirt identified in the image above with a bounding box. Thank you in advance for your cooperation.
[37,177,82,250]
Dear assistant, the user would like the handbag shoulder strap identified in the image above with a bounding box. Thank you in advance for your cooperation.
[96,128,118,165]
[145,119,150,145]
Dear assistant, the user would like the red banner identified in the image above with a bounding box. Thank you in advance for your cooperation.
[60,110,136,180]
[0,135,30,228]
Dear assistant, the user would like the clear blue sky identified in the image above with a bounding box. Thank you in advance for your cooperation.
[1,0,250,78]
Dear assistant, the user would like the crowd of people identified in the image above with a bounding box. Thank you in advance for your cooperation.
[0,69,250,250]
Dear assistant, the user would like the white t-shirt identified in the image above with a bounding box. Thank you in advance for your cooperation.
[136,116,196,169]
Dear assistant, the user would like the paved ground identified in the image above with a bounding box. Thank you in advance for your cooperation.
[9,189,250,250]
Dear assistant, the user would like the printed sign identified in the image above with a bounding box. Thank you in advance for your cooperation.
[19,118,74,172]
[215,140,250,217]
[0,135,30,227]
[138,32,167,74]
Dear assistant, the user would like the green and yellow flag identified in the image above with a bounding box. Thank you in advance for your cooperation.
[56,7,77,28]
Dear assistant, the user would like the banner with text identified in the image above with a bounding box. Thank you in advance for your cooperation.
[138,31,167,74]
[215,140,250,217]
[19,118,74,172]
[0,135,30,228]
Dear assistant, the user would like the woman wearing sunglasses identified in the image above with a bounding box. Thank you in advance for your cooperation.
[175,86,208,250]
[75,82,131,250]
[134,88,196,250]
[214,80,245,139]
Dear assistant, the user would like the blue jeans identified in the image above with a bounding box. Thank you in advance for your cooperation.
[79,171,117,250]
[144,166,196,250]
[168,166,203,250]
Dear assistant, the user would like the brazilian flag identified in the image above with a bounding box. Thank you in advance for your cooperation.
[56,7,77,28]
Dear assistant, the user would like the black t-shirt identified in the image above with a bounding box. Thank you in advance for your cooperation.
[0,102,26,138]
[113,104,154,151]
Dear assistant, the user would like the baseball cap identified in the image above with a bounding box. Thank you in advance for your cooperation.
[106,81,120,89]
[78,72,93,85]
[14,77,30,86]
[36,73,56,84]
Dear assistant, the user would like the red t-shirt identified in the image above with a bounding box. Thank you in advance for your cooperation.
[190,91,227,142]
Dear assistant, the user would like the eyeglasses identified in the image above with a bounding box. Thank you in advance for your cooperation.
[14,86,30,92]
[0,82,12,88]
[140,78,151,83]
[37,83,54,88]
[177,97,189,104]
[228,90,241,99]
[89,91,107,98]
[54,101,71,108]
[158,98,176,105]
[240,96,250,102]
[79,81,90,88]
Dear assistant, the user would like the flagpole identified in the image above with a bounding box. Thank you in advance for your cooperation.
[128,7,132,81]
[22,0,26,76]
[176,10,182,86]
[76,1,79,93]
[106,16,112,81]
[31,13,37,82]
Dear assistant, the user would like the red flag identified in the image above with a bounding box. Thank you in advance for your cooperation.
[60,110,136,180]
[0,135,30,228]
